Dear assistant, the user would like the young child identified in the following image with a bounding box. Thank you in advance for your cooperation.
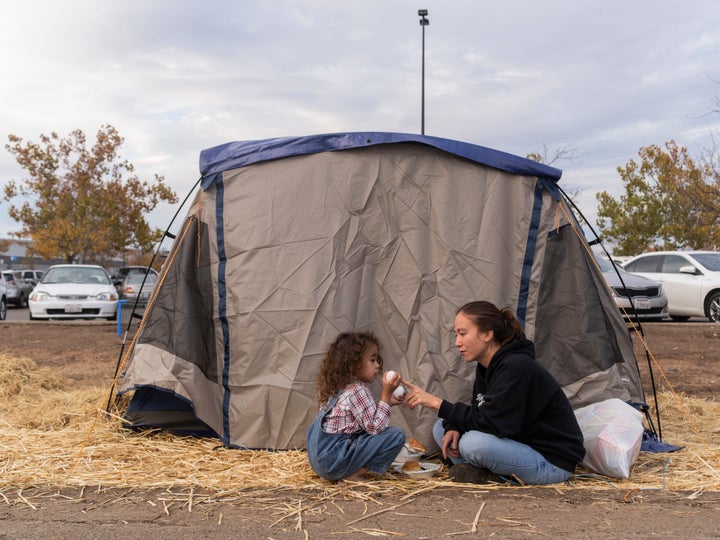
[306,331,406,482]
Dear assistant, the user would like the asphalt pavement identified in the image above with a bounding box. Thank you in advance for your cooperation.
[4,306,713,325]
[3,307,116,325]
[5,306,30,321]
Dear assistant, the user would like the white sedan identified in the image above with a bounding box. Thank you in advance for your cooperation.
[28,264,119,320]
[622,251,720,322]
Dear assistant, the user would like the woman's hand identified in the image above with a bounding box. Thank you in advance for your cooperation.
[441,429,460,460]
[401,379,443,411]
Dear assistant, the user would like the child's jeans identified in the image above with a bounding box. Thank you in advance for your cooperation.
[307,396,405,481]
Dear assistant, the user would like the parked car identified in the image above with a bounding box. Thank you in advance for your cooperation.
[1,270,33,307]
[28,264,119,321]
[0,274,7,320]
[622,251,720,322]
[20,269,44,285]
[111,266,158,295]
[120,272,157,301]
[595,256,669,321]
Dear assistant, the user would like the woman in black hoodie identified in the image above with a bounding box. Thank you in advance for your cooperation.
[403,301,585,485]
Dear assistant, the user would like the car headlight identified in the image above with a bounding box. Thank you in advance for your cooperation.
[30,291,53,302]
[96,292,118,301]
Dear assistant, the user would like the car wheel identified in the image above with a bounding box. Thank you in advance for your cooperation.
[707,292,720,323]
[0,297,6,320]
[669,315,691,322]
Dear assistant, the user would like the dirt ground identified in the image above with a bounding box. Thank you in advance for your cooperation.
[1,319,720,539]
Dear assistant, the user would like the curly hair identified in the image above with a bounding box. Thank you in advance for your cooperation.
[314,332,383,406]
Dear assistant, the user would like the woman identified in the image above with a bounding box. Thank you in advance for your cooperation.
[402,301,585,485]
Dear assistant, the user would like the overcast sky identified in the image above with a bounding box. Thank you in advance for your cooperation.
[2,1,719,240]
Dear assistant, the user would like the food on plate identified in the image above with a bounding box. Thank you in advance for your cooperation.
[403,462,442,478]
[402,460,421,472]
[407,438,426,453]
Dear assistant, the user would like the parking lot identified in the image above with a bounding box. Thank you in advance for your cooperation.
[6,306,35,321]
[4,305,713,325]
[3,305,146,339]
[5,306,115,322]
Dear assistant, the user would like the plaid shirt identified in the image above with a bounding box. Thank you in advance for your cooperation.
[322,380,392,435]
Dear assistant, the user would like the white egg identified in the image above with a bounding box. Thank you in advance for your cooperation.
[393,385,406,400]
[384,370,396,382]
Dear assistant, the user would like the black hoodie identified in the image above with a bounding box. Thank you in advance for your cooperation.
[438,336,585,473]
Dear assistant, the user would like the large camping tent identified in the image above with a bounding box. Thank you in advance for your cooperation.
[117,132,644,451]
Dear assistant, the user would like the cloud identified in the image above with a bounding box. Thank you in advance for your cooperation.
[2,1,720,240]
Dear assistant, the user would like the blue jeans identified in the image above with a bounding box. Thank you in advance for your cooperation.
[306,397,405,481]
[432,419,573,485]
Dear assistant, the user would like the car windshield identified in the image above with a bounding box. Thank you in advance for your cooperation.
[43,267,110,285]
[127,273,156,284]
[690,253,720,271]
[119,267,151,276]
[594,256,625,273]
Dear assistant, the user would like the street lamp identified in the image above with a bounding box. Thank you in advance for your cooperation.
[418,9,429,135]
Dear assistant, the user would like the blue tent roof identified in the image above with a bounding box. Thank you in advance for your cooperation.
[199,132,562,182]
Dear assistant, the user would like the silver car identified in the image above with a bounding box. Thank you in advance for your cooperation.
[622,251,720,322]
[596,256,669,321]
[2,270,34,307]
[0,274,7,320]
[28,264,119,321]
[120,272,157,301]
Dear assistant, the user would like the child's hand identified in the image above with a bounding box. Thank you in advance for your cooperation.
[389,389,405,407]
[382,370,401,391]
[380,370,401,405]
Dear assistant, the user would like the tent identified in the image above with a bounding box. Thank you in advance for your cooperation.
[117,132,645,451]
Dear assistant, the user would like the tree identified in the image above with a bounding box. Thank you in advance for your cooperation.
[526,143,586,209]
[3,125,178,263]
[526,143,581,167]
[596,141,720,254]
[696,132,720,218]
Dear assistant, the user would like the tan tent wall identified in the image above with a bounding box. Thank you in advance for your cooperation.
[120,142,643,450]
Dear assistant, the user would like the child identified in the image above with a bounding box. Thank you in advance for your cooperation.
[306,331,406,482]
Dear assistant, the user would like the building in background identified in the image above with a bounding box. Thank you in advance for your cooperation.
[0,237,127,275]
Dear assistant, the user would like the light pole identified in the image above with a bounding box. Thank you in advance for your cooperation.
[418,9,429,135]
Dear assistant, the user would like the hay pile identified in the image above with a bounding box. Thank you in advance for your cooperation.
[1,352,718,504]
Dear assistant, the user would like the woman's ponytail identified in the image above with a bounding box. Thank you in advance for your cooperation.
[499,307,523,345]
[457,301,523,346]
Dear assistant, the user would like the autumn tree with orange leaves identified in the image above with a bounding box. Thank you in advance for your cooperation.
[3,125,177,263]
[596,140,720,255]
